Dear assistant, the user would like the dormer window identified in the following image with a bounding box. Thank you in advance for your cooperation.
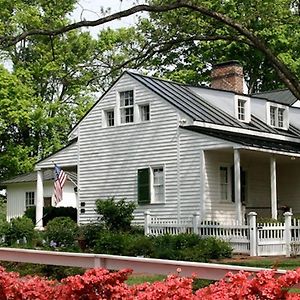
[120,90,134,124]
[235,96,250,123]
[267,103,288,129]
[238,99,246,121]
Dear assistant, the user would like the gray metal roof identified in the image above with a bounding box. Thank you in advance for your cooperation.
[184,126,300,154]
[127,71,249,128]
[127,72,300,139]
[1,170,77,185]
[252,89,298,106]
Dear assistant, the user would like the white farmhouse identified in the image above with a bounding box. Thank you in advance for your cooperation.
[5,61,300,228]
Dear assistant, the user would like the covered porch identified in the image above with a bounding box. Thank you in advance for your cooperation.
[34,138,79,228]
[203,146,300,224]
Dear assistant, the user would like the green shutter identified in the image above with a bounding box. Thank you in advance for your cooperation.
[138,168,150,204]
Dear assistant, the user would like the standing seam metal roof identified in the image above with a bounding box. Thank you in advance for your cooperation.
[127,72,249,128]
[253,89,297,106]
[127,72,300,139]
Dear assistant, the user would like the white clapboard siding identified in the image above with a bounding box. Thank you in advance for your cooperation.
[277,164,300,214]
[36,140,78,169]
[179,129,238,223]
[76,72,247,225]
[78,74,181,224]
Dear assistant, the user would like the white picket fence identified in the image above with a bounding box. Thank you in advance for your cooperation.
[144,211,300,257]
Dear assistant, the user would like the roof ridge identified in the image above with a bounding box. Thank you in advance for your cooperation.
[252,88,289,95]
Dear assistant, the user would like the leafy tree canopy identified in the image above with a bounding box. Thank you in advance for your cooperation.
[139,0,300,93]
[0,0,299,180]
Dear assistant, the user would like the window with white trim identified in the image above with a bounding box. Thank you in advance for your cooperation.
[104,109,114,127]
[152,167,164,203]
[268,103,288,129]
[220,166,230,201]
[139,104,150,122]
[120,90,134,124]
[137,166,165,204]
[25,191,35,209]
[235,96,250,123]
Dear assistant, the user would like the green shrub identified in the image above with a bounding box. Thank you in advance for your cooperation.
[151,234,232,262]
[94,231,126,255]
[0,220,10,245]
[151,235,179,260]
[79,222,104,249]
[94,231,155,257]
[95,197,136,231]
[25,206,77,226]
[93,230,232,261]
[124,235,155,257]
[6,216,35,245]
[197,237,233,260]
[45,217,78,248]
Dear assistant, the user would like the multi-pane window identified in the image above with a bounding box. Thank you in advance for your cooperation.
[235,96,250,123]
[120,90,134,124]
[220,167,229,201]
[25,192,35,209]
[278,108,284,128]
[237,99,246,121]
[105,110,114,127]
[270,106,277,126]
[140,104,150,122]
[152,167,164,203]
[270,106,286,128]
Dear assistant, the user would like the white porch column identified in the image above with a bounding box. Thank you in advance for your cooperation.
[234,149,242,224]
[270,155,278,220]
[35,169,44,229]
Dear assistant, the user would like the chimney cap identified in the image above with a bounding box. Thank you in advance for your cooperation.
[212,60,242,69]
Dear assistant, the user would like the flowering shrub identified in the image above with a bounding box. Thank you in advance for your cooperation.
[1,265,300,299]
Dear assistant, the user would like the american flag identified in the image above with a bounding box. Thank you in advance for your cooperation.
[53,164,67,205]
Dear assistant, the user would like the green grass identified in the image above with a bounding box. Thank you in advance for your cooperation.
[222,257,300,270]
[126,274,166,285]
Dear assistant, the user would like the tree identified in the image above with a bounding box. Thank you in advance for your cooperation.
[139,0,300,93]
[0,1,297,98]
[0,0,299,180]
[0,66,38,180]
[0,0,97,180]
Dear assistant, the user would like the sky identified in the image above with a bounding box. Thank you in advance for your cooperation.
[70,0,146,36]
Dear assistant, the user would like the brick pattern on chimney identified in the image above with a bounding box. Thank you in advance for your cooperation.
[211,63,244,94]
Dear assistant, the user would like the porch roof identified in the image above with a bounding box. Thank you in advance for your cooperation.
[184,126,300,155]
[1,170,77,185]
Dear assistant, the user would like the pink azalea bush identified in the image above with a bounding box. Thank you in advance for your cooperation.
[1,265,300,299]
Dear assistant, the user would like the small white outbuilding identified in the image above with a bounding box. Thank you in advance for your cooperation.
[2,170,77,222]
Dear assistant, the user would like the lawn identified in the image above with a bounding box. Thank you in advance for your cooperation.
[218,255,300,270]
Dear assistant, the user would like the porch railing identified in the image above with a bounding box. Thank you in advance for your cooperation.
[144,211,297,257]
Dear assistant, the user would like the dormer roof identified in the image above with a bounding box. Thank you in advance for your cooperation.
[252,89,297,106]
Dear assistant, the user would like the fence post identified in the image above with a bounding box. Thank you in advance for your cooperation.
[248,212,257,257]
[193,212,201,234]
[144,210,151,235]
[284,211,293,257]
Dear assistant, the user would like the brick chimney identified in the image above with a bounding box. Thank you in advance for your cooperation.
[211,61,244,94]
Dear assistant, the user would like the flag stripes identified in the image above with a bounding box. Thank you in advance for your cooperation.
[53,164,67,205]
